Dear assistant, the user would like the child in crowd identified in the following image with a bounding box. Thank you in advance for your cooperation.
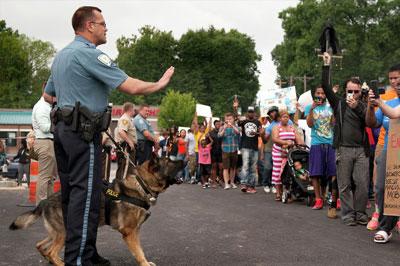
[293,160,309,181]
[198,134,213,188]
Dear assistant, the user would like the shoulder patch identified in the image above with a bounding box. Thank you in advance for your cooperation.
[97,54,112,67]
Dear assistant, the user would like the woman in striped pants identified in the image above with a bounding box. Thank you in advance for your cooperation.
[271,110,303,201]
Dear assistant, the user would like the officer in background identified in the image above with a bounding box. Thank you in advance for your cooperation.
[44,6,174,266]
[115,102,136,180]
[134,104,158,164]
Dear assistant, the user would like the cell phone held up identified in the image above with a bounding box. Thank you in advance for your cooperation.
[370,80,385,99]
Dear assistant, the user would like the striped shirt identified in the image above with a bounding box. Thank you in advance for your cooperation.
[272,126,296,185]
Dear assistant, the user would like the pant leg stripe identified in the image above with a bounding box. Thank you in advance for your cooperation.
[77,142,94,266]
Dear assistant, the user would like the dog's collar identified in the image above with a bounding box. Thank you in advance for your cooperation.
[133,169,159,203]
[104,187,150,211]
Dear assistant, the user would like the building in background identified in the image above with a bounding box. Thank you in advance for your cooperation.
[0,106,161,156]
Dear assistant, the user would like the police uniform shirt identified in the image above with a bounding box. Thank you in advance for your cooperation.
[133,114,154,141]
[44,35,128,113]
[115,113,137,144]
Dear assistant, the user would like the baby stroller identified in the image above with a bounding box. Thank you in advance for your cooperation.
[281,145,314,205]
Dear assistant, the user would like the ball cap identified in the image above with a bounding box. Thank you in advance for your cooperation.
[267,106,279,114]
[247,106,255,112]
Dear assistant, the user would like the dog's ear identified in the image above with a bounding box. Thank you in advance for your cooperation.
[147,152,160,172]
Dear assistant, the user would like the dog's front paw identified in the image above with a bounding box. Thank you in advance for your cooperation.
[148,262,156,266]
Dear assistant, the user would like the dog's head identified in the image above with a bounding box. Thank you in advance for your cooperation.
[137,153,184,193]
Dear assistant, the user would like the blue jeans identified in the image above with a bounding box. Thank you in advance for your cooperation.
[176,153,187,179]
[261,151,272,187]
[239,148,258,187]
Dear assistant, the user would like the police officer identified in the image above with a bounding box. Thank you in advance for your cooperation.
[134,104,158,164]
[115,102,137,180]
[44,6,174,266]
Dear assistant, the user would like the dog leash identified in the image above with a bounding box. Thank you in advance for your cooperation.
[104,130,157,203]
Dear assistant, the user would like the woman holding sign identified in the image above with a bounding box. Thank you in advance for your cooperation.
[366,64,400,243]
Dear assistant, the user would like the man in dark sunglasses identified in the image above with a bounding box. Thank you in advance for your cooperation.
[321,52,370,227]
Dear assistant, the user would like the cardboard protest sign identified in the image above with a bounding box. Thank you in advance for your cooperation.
[384,119,400,216]
[196,104,212,118]
[298,90,313,113]
[261,86,297,114]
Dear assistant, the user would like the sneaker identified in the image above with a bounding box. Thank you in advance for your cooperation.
[367,212,380,231]
[336,199,341,210]
[231,183,238,189]
[344,219,357,226]
[357,219,369,226]
[312,198,324,210]
[224,184,231,190]
[327,207,337,219]
[396,221,400,233]
[91,254,111,266]
[264,186,271,193]
[271,186,277,194]
[240,185,247,193]
[205,182,210,188]
[202,184,207,189]
[246,187,257,194]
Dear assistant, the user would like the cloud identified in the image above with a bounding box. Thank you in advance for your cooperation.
[0,0,299,102]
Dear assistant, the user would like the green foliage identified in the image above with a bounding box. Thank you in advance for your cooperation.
[115,26,261,116]
[0,20,55,108]
[157,90,196,129]
[272,0,400,95]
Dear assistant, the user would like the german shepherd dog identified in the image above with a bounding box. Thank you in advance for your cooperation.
[9,155,183,266]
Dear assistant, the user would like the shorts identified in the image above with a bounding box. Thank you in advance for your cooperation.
[211,152,222,164]
[222,152,238,169]
[309,144,336,181]
[199,164,211,176]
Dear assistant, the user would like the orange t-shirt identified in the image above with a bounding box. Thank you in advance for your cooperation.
[377,87,398,146]
[178,138,187,155]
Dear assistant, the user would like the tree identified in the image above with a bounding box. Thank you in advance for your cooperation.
[176,27,261,116]
[113,26,178,105]
[0,20,55,108]
[272,0,400,95]
[157,90,196,130]
[115,26,261,116]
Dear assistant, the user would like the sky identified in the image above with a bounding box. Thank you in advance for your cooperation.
[0,0,299,102]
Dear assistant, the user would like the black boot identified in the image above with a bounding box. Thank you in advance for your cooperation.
[91,252,111,266]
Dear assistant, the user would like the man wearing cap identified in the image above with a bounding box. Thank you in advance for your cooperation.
[236,106,262,193]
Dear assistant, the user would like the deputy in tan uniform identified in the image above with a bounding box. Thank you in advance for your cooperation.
[115,102,137,179]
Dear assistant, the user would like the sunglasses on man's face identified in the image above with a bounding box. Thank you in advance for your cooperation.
[347,90,360,94]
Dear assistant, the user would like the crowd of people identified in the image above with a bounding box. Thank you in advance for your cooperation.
[151,52,400,244]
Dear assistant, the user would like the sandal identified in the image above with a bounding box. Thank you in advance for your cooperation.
[374,230,392,244]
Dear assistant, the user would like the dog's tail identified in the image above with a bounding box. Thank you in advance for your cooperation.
[9,200,46,230]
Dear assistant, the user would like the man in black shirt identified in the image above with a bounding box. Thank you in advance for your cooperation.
[321,52,370,226]
[237,106,262,193]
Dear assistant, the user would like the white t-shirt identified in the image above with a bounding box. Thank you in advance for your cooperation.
[186,133,196,155]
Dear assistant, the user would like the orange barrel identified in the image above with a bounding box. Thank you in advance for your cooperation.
[54,179,61,193]
[29,160,39,203]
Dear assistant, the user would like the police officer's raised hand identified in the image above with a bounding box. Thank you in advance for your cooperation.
[157,66,175,90]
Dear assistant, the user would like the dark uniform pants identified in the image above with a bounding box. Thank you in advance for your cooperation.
[136,140,153,165]
[116,145,135,180]
[54,121,102,266]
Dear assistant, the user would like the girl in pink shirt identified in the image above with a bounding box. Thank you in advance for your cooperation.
[198,134,213,188]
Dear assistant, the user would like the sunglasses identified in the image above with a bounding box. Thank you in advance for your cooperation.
[347,90,360,94]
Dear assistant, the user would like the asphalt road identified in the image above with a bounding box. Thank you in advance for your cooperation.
[1,182,400,266]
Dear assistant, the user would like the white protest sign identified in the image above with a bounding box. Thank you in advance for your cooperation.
[262,86,297,114]
[298,90,313,113]
[196,104,212,118]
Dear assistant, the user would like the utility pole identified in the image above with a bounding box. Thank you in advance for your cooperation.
[275,79,287,88]
[288,75,314,92]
